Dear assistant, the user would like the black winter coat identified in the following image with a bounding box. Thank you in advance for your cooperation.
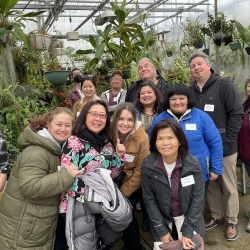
[189,69,244,156]
[141,153,205,241]
[125,77,169,103]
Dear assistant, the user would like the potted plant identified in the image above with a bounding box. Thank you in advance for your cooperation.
[228,32,241,51]
[234,20,250,55]
[164,40,177,57]
[201,12,234,46]
[181,17,205,49]
[106,58,116,68]
[29,30,52,50]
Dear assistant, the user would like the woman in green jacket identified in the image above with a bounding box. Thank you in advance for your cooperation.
[0,107,82,250]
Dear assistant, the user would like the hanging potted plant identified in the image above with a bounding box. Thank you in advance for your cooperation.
[234,20,250,55]
[228,32,241,51]
[29,30,52,50]
[105,58,116,68]
[181,17,205,49]
[201,12,234,46]
[163,40,177,57]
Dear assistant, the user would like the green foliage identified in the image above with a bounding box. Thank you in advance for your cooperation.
[234,20,250,47]
[201,12,234,39]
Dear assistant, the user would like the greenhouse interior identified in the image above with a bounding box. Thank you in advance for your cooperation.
[1,1,250,249]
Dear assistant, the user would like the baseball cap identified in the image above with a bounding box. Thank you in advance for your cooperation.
[111,70,122,78]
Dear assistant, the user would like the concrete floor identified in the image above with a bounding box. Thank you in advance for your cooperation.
[113,167,250,250]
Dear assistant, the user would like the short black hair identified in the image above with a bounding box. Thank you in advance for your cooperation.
[73,100,110,138]
[150,119,189,156]
[135,80,163,113]
[162,83,196,110]
[80,76,97,89]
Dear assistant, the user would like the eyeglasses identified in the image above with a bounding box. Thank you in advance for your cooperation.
[111,78,123,82]
[87,111,107,119]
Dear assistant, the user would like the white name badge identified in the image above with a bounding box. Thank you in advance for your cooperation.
[58,165,62,171]
[125,153,135,162]
[180,175,195,187]
[113,97,118,102]
[185,124,197,130]
[204,104,214,112]
[77,111,80,117]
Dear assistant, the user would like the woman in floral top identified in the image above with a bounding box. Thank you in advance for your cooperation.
[54,100,124,250]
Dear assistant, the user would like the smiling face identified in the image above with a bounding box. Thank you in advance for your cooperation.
[138,59,157,82]
[156,127,180,163]
[140,85,156,107]
[169,95,188,115]
[82,80,96,98]
[47,112,73,144]
[190,56,211,82]
[117,110,135,137]
[110,73,123,91]
[86,104,107,134]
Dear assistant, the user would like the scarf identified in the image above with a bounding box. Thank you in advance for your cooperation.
[37,128,61,150]
[78,128,108,153]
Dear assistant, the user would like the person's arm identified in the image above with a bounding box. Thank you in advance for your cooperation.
[180,160,205,239]
[141,158,172,239]
[121,134,150,197]
[201,112,223,177]
[0,134,11,191]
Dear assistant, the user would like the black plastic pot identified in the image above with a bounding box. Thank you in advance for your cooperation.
[213,37,223,46]
[202,48,209,56]
[106,60,115,69]
[245,47,250,55]
[223,35,233,46]
[122,70,131,79]
[166,51,173,57]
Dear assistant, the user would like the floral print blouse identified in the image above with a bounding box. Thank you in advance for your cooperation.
[59,135,123,213]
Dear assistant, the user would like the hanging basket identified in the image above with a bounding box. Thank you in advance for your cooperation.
[66,31,79,41]
[223,35,233,46]
[166,51,173,57]
[213,37,223,46]
[191,38,203,49]
[55,48,65,56]
[106,60,116,68]
[245,47,250,55]
[202,48,209,56]
[29,34,52,50]
[122,70,131,79]
[229,42,241,51]
[45,70,69,85]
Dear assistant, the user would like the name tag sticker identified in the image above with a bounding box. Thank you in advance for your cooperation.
[204,104,214,112]
[185,124,197,130]
[58,165,62,171]
[125,154,135,162]
[113,97,118,102]
[77,111,80,117]
[180,175,195,187]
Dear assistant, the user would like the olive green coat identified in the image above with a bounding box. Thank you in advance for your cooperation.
[0,126,74,250]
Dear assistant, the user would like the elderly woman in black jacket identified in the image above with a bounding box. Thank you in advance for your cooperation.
[141,119,205,250]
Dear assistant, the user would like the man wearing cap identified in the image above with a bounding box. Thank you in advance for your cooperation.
[101,70,127,115]
[68,68,84,106]
[125,58,169,103]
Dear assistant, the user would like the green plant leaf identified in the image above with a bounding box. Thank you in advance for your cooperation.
[75,49,93,54]
[0,27,8,42]
[108,43,120,51]
[95,43,105,59]
[115,9,126,24]
[0,0,18,14]
[103,24,112,39]
[88,57,99,68]
[89,35,96,48]
[22,11,45,17]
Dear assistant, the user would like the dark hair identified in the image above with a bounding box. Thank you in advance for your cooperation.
[150,119,189,156]
[162,83,196,110]
[70,68,81,77]
[135,81,163,113]
[29,107,74,133]
[245,78,250,90]
[73,100,110,137]
[81,76,97,89]
[111,102,136,145]
[188,52,210,66]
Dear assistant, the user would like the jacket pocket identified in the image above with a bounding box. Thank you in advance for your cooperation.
[19,205,58,246]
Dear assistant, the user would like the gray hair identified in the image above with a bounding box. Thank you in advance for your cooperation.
[138,58,155,69]
[188,52,210,66]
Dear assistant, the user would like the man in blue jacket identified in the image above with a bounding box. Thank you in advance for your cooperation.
[188,52,244,241]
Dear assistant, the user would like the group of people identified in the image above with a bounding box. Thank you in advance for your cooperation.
[0,52,249,250]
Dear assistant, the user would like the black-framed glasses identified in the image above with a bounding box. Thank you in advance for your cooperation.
[87,111,107,119]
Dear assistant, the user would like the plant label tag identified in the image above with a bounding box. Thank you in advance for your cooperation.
[180,175,195,187]
[125,154,135,162]
[185,124,197,130]
[204,104,214,112]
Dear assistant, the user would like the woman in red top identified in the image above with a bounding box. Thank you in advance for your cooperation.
[237,78,250,232]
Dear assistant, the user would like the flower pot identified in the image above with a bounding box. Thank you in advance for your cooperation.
[202,48,209,56]
[122,70,131,79]
[55,48,65,56]
[66,31,79,41]
[213,37,223,46]
[245,47,250,55]
[229,42,241,51]
[106,60,115,68]
[192,38,203,49]
[29,34,52,50]
[45,70,69,85]
[223,35,233,46]
[166,51,173,57]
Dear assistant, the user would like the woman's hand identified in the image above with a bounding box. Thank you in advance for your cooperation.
[180,235,195,249]
[160,233,173,244]
[64,159,84,177]
[116,138,125,159]
[209,172,219,180]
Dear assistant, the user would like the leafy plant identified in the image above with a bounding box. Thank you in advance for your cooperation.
[201,12,234,39]
[234,20,250,47]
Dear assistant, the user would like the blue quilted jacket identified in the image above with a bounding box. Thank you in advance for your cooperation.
[149,108,223,181]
